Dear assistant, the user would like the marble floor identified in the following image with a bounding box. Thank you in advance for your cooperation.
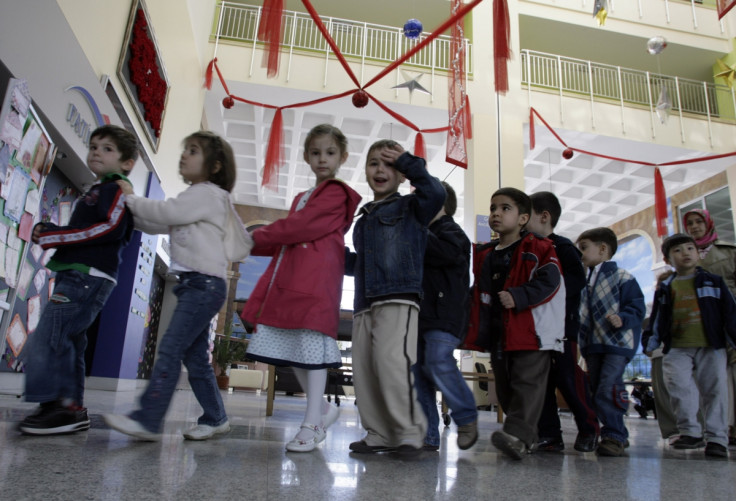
[0,387,734,501]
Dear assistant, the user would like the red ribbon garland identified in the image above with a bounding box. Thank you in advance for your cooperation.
[529,107,736,237]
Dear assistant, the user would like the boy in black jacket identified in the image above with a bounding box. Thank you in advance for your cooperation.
[527,192,599,453]
[20,125,138,435]
[413,182,477,451]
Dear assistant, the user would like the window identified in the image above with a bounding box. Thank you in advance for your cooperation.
[678,186,735,244]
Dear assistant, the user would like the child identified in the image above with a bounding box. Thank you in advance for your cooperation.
[241,124,361,452]
[643,233,736,458]
[471,187,565,460]
[105,130,252,441]
[345,140,445,457]
[20,124,139,435]
[526,191,599,453]
[413,181,477,451]
[577,227,645,457]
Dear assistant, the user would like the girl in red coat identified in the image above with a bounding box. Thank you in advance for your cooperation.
[242,124,362,452]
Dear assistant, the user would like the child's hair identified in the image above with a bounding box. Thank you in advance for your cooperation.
[529,191,561,228]
[577,227,618,257]
[304,124,348,157]
[441,181,457,217]
[90,125,140,173]
[367,139,400,160]
[492,187,531,217]
[184,131,236,192]
[661,233,696,260]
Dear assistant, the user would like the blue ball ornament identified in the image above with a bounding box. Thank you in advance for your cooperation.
[403,19,423,40]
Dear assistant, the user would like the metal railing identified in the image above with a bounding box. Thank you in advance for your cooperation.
[214,2,472,75]
[521,49,736,122]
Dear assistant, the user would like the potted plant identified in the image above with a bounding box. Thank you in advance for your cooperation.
[211,329,246,390]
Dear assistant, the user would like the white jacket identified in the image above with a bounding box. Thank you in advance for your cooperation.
[125,182,235,280]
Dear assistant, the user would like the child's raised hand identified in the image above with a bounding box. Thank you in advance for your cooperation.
[31,224,44,244]
[607,314,623,329]
[116,179,134,195]
[498,291,515,309]
[378,144,405,166]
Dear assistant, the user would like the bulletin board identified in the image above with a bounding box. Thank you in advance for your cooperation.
[0,78,59,371]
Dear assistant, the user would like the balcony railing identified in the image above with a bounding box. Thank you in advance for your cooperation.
[521,49,736,122]
[213,2,472,76]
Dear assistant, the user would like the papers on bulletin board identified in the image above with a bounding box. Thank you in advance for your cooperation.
[33,268,45,294]
[30,243,42,262]
[0,79,31,153]
[24,188,39,217]
[27,294,40,334]
[16,257,34,301]
[59,201,71,226]
[6,313,27,357]
[3,166,30,223]
[18,212,33,242]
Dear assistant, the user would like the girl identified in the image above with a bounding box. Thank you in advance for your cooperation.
[105,131,251,441]
[242,124,361,452]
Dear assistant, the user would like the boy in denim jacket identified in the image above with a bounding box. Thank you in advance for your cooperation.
[346,140,445,457]
[643,233,736,458]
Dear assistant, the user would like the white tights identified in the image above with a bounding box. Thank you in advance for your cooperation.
[292,367,328,441]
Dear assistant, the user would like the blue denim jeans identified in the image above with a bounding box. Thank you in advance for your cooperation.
[131,272,227,433]
[585,353,630,443]
[24,270,115,406]
[413,330,478,447]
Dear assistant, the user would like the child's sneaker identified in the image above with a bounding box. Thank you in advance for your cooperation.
[596,437,625,456]
[491,430,527,460]
[705,442,729,458]
[183,421,231,440]
[672,435,705,449]
[104,414,161,441]
[19,402,90,435]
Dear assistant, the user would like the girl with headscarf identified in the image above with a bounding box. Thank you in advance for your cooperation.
[683,208,736,445]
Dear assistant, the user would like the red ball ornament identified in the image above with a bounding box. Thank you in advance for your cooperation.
[352,90,369,108]
[562,148,573,160]
[222,96,234,109]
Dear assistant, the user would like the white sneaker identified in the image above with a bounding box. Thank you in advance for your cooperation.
[183,421,231,440]
[322,403,340,430]
[104,414,161,442]
[285,424,326,452]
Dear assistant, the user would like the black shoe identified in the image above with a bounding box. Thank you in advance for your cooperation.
[536,436,564,452]
[349,440,396,454]
[20,404,90,435]
[705,442,729,458]
[596,437,625,457]
[573,433,598,453]
[672,435,705,450]
[491,430,527,460]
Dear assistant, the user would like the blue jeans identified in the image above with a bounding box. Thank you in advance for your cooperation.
[131,272,227,433]
[413,330,477,447]
[24,270,115,406]
[585,353,630,443]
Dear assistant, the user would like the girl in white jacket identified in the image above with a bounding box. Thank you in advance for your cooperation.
[105,131,251,441]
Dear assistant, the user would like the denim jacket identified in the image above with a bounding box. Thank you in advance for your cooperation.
[346,152,445,312]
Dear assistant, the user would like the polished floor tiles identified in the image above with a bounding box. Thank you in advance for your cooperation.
[0,387,734,500]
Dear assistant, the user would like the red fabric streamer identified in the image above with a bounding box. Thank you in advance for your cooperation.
[464,95,473,139]
[414,133,426,159]
[493,0,511,94]
[258,0,284,77]
[654,167,667,237]
[204,58,216,90]
[718,0,736,19]
[263,108,283,190]
[529,107,535,150]
[446,0,469,169]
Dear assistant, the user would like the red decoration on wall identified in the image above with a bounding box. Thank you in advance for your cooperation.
[718,0,736,20]
[128,8,167,137]
[528,107,736,237]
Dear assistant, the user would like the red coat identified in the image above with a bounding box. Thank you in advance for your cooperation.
[241,180,361,338]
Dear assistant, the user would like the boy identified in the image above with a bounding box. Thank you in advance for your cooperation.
[527,192,599,453]
[577,227,645,457]
[413,181,477,451]
[345,140,445,457]
[20,124,138,435]
[643,233,736,458]
[470,187,566,460]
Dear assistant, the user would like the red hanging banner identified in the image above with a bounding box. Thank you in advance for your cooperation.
[718,0,736,19]
[654,167,667,237]
[446,0,469,168]
[258,0,284,77]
